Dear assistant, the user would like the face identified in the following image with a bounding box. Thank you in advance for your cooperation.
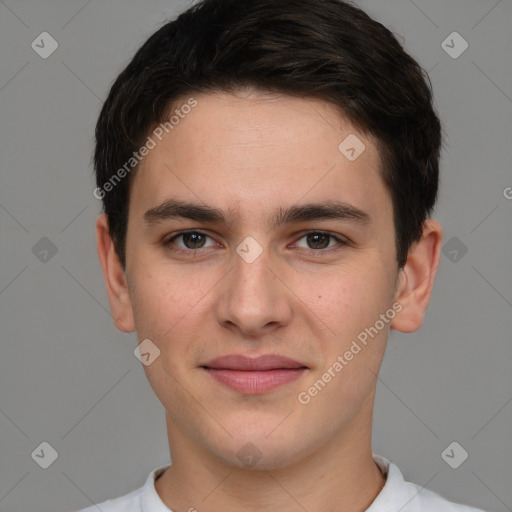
[100,89,432,471]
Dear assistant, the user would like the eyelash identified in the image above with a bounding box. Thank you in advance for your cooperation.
[164,230,348,256]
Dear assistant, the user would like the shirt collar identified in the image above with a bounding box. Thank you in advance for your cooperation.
[140,465,173,512]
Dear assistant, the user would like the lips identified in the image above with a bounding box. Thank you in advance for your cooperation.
[201,354,308,394]
[201,354,307,371]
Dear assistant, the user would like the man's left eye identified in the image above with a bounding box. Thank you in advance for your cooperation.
[294,232,347,250]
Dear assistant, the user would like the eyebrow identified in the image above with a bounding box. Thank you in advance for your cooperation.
[143,198,371,228]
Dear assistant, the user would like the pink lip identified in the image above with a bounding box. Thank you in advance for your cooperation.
[202,354,306,371]
[201,354,308,394]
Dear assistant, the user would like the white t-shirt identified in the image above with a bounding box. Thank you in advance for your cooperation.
[74,454,486,512]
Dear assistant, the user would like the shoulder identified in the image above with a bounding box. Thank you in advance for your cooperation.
[401,479,487,511]
[371,454,487,512]
[71,465,171,512]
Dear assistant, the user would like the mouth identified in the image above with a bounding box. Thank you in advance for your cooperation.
[200,354,308,394]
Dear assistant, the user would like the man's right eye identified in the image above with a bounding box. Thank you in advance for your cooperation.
[165,231,219,253]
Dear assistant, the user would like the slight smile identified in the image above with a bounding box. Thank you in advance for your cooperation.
[201,354,309,394]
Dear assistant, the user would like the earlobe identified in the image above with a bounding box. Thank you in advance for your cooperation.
[390,220,443,333]
[96,214,136,333]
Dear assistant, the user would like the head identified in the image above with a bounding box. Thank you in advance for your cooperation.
[95,0,442,470]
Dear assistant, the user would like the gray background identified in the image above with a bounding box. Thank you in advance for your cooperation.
[0,0,511,511]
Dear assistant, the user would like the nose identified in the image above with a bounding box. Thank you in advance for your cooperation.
[215,246,293,338]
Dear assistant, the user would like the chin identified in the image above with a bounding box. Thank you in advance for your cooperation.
[207,431,314,472]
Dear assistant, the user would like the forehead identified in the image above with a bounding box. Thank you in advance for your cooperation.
[129,90,391,227]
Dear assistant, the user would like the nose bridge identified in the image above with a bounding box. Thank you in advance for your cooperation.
[216,242,291,335]
[233,246,273,295]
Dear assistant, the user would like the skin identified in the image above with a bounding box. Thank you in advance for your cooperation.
[96,88,442,512]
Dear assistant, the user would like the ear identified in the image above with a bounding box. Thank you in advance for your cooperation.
[96,214,135,333]
[391,219,443,333]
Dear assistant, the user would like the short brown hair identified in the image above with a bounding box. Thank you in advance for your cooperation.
[94,0,442,269]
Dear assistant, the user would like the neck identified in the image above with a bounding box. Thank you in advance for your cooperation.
[155,406,386,512]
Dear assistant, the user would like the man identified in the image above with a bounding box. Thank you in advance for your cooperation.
[81,0,486,510]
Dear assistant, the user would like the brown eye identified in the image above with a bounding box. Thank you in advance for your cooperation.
[166,231,217,251]
[294,231,347,251]
[181,232,207,249]
[306,232,331,249]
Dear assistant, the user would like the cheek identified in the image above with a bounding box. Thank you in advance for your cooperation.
[129,275,176,338]
[128,263,217,366]
[130,269,206,405]
[298,268,392,413]
[302,261,394,338]
[128,258,203,330]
